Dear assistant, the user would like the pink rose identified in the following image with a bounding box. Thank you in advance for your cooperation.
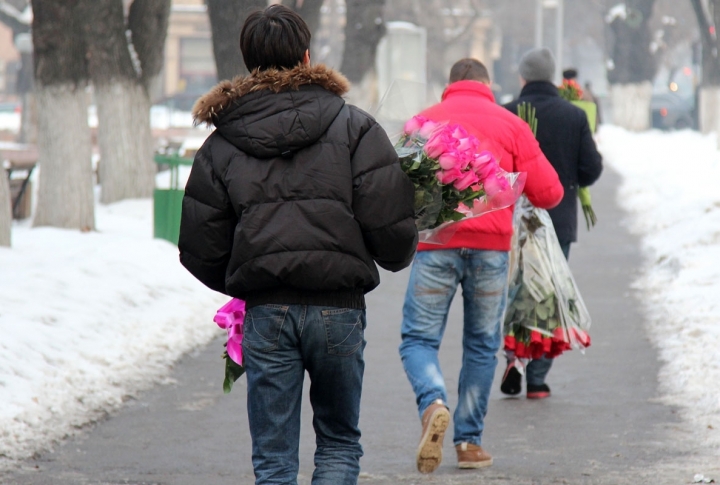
[471,152,498,180]
[456,137,478,153]
[483,173,511,197]
[403,115,428,135]
[438,151,460,170]
[418,120,440,138]
[436,167,463,184]
[451,125,469,140]
[453,170,480,191]
[425,132,455,159]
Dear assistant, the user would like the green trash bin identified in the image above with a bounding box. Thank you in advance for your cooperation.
[154,154,193,245]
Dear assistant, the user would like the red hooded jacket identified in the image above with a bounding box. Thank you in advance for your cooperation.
[417,80,564,252]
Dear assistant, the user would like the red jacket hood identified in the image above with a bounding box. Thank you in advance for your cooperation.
[416,80,563,252]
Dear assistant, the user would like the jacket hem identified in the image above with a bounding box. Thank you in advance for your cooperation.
[243,288,366,310]
[417,233,511,252]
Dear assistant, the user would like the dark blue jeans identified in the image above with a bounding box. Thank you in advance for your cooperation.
[243,304,366,485]
[525,240,571,386]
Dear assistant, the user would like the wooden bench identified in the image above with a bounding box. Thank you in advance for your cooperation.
[1,143,38,220]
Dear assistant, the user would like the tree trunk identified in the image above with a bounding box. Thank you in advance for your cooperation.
[282,0,324,39]
[31,0,95,230]
[606,0,656,131]
[610,82,653,132]
[0,172,11,247]
[82,0,170,204]
[340,0,386,84]
[33,85,95,230]
[697,87,720,148]
[127,0,172,89]
[206,0,267,81]
[690,0,720,133]
[95,81,155,202]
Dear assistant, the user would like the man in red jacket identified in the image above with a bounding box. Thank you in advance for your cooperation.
[399,58,563,474]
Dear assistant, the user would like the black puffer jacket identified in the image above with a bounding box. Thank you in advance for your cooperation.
[178,64,417,309]
[504,81,603,243]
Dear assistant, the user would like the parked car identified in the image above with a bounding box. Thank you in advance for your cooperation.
[650,92,695,130]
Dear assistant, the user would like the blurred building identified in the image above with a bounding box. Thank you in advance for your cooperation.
[163,0,216,98]
[0,23,20,97]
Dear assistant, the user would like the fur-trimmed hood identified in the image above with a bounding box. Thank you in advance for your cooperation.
[192,63,350,126]
[191,64,350,159]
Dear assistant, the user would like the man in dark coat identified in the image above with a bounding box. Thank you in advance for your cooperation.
[502,47,603,399]
[178,6,418,484]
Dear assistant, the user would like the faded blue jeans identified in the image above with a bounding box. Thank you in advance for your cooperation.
[399,249,509,446]
[243,304,366,485]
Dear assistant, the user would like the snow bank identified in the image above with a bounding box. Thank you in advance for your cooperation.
[598,126,720,449]
[0,198,226,466]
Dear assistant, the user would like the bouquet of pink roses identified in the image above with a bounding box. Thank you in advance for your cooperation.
[214,298,246,393]
[397,115,525,241]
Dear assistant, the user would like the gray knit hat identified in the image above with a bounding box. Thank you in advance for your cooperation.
[518,48,556,83]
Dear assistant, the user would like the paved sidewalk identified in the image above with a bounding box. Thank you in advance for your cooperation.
[2,169,715,485]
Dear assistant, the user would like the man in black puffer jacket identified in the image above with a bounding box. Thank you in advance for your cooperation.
[178,6,417,485]
[502,48,603,400]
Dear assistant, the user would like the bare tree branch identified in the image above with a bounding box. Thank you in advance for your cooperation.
[0,0,30,33]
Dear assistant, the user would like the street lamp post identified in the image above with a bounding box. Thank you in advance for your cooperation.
[535,0,564,82]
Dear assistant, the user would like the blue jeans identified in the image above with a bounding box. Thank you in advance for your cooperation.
[399,249,509,446]
[243,304,366,485]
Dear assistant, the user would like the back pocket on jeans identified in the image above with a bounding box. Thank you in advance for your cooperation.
[321,308,365,356]
[244,304,288,352]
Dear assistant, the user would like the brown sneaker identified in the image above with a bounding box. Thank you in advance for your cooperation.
[456,442,493,469]
[416,399,450,474]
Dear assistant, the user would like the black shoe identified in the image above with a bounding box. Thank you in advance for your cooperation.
[526,383,551,399]
[500,362,522,395]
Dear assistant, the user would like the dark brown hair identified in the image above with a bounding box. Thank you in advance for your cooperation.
[448,58,490,84]
[240,5,311,71]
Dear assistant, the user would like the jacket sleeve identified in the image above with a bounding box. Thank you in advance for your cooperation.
[577,115,603,187]
[178,135,237,294]
[512,121,564,209]
[349,112,418,272]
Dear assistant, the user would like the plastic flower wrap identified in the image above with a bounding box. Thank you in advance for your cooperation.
[503,196,591,359]
[397,115,526,244]
[213,298,246,393]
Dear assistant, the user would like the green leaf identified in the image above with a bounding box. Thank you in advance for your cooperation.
[536,304,549,320]
[222,355,245,394]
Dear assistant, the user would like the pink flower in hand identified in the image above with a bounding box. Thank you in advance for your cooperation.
[437,167,463,184]
[438,151,460,170]
[404,115,428,135]
[425,132,455,159]
[451,125,469,140]
[456,137,478,153]
[418,120,440,138]
[471,151,498,180]
[483,173,511,197]
[453,170,480,191]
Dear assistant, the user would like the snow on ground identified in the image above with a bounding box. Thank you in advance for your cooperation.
[598,126,720,450]
[0,197,226,467]
[2,126,719,468]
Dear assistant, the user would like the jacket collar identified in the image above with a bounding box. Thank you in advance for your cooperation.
[442,80,496,103]
[192,63,350,126]
[520,81,560,98]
